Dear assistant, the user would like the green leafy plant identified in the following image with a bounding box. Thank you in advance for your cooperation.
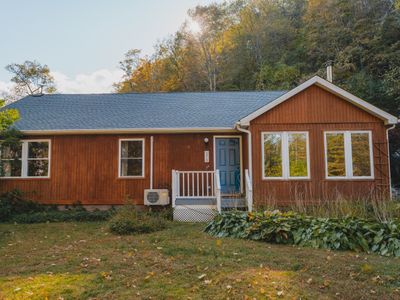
[205,211,400,257]
[0,189,114,223]
[0,189,49,221]
[12,210,113,224]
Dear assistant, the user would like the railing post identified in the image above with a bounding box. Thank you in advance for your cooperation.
[215,169,222,213]
[172,170,176,208]
[245,169,253,212]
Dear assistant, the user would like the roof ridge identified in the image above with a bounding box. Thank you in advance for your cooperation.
[20,90,287,97]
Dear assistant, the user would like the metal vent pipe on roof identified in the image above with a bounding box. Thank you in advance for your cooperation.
[327,65,333,83]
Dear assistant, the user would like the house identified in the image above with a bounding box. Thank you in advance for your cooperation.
[1,76,398,221]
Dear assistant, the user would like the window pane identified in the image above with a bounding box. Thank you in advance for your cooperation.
[326,133,346,177]
[28,142,49,158]
[121,141,143,158]
[263,134,282,177]
[351,133,371,177]
[0,143,22,159]
[28,160,49,177]
[289,133,308,177]
[0,160,22,177]
[121,159,143,176]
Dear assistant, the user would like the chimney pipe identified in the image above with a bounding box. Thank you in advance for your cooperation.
[327,65,333,83]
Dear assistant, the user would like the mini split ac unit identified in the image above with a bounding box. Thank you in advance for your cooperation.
[144,189,170,206]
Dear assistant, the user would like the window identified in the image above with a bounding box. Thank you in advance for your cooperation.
[262,132,310,179]
[0,140,50,178]
[325,131,373,179]
[119,139,144,177]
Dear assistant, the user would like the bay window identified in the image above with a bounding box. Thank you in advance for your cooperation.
[262,132,310,179]
[324,131,373,179]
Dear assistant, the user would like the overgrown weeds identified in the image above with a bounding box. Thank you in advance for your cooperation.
[108,204,170,235]
[258,195,400,222]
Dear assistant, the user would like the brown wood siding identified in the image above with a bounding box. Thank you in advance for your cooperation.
[0,133,246,205]
[250,85,391,206]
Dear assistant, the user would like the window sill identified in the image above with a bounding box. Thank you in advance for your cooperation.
[0,177,51,180]
[262,178,311,182]
[117,176,146,180]
[324,178,375,181]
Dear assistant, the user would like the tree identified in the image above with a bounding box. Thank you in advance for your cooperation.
[0,99,21,177]
[5,60,56,100]
[0,99,19,132]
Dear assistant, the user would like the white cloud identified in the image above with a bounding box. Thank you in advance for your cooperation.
[0,68,124,98]
[52,69,124,93]
[0,80,13,96]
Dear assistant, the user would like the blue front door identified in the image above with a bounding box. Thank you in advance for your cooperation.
[215,138,241,194]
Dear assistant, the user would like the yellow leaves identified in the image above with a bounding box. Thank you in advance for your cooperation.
[100,271,112,281]
[215,239,222,247]
[360,263,374,274]
[144,271,155,280]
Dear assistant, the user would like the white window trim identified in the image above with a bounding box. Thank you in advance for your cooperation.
[324,131,374,180]
[118,138,145,178]
[0,139,51,179]
[261,131,310,180]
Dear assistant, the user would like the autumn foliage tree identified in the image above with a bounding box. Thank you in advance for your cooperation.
[114,0,400,186]
[5,60,56,101]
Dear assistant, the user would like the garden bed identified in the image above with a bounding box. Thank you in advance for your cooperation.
[205,211,400,257]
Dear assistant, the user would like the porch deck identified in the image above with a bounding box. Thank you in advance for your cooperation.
[171,170,252,222]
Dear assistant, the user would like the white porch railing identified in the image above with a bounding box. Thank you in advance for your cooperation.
[245,169,253,212]
[214,170,222,213]
[172,170,222,213]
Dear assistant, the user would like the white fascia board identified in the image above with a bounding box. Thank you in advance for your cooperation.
[20,127,237,135]
[239,76,399,126]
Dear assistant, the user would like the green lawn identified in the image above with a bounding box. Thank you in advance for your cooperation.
[0,222,399,299]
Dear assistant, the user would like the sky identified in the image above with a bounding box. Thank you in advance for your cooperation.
[0,0,218,94]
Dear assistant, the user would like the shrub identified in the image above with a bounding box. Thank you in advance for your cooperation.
[11,209,113,224]
[205,211,400,257]
[0,189,114,223]
[109,205,168,235]
[0,190,51,221]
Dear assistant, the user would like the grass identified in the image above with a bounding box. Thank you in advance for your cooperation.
[0,222,399,299]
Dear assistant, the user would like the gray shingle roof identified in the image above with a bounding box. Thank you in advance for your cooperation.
[4,91,287,131]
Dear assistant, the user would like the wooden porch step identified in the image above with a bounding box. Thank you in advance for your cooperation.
[174,197,248,209]
[221,197,247,208]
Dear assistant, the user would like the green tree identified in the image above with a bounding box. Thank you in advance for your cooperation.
[6,60,57,100]
[0,99,19,132]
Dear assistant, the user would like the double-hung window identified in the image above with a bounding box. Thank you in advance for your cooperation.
[324,131,373,179]
[262,132,310,179]
[119,139,145,177]
[0,140,50,178]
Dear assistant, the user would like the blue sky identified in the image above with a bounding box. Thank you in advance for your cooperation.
[0,0,218,93]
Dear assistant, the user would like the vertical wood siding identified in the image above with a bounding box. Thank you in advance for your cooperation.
[250,85,390,206]
[0,133,246,205]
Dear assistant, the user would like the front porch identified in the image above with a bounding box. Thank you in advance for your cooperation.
[171,170,253,222]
